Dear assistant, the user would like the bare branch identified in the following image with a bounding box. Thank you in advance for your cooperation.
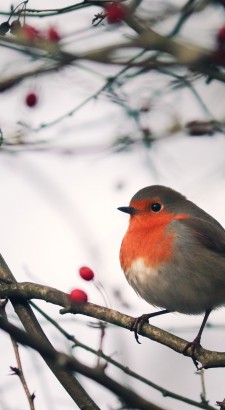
[31,301,216,409]
[0,316,165,410]
[0,254,100,410]
[0,301,35,409]
[0,279,225,369]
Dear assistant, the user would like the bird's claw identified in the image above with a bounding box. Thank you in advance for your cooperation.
[130,314,151,344]
[183,336,201,369]
[130,310,170,344]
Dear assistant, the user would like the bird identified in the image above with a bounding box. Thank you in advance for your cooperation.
[118,185,225,359]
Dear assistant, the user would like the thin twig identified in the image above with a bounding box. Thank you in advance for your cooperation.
[10,340,36,410]
[199,369,207,404]
[0,302,35,410]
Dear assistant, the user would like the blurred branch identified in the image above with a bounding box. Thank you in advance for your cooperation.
[19,80,109,131]
[0,64,59,92]
[170,0,199,36]
[73,340,216,410]
[1,118,223,154]
[0,279,225,369]
[0,1,94,18]
[0,11,223,96]
[0,316,165,410]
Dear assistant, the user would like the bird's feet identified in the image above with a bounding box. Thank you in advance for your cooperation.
[130,309,170,344]
[183,309,212,368]
[131,314,151,344]
[183,335,201,369]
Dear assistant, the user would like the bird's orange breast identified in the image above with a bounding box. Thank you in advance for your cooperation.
[120,209,188,272]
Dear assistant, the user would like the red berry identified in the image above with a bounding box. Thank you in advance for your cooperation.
[105,3,126,24]
[69,289,88,303]
[79,266,94,281]
[20,24,40,41]
[47,27,61,42]
[25,92,38,107]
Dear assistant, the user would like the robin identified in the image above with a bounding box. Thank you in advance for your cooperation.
[118,185,225,357]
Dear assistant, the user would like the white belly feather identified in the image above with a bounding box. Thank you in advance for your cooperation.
[125,258,165,308]
[124,257,223,314]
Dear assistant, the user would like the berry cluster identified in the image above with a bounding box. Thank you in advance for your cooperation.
[68,266,95,303]
[0,19,61,43]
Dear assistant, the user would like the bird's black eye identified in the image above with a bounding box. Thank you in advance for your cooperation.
[151,203,162,213]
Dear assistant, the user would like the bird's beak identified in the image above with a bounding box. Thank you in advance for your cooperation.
[117,206,137,215]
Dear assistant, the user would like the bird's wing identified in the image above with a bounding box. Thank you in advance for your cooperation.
[178,217,225,256]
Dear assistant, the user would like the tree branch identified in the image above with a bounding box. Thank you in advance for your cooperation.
[0,279,225,369]
[0,316,165,410]
[0,254,100,410]
[30,301,216,410]
[0,302,35,410]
